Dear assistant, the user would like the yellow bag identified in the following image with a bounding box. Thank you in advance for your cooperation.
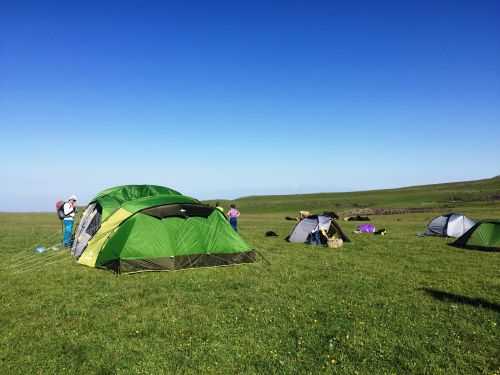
[327,237,343,249]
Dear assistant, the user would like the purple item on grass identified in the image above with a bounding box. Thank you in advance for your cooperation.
[357,223,376,233]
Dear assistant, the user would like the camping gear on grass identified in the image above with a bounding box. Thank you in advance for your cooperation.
[299,211,311,219]
[451,220,500,251]
[286,211,339,222]
[354,225,387,235]
[344,215,370,221]
[34,246,46,254]
[327,236,343,249]
[356,223,376,233]
[422,213,475,238]
[71,185,255,273]
[286,214,350,245]
[323,211,339,220]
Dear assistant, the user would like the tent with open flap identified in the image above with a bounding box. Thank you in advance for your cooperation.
[286,214,350,244]
[71,185,255,273]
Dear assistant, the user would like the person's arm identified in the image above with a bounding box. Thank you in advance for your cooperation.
[63,202,74,215]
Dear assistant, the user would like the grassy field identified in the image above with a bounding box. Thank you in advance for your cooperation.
[1,180,499,374]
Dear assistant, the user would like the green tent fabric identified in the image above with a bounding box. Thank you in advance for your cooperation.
[93,185,194,222]
[72,185,255,273]
[451,220,500,251]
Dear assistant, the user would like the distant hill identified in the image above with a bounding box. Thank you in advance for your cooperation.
[206,176,500,214]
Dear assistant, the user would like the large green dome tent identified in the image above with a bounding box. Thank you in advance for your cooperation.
[71,185,255,273]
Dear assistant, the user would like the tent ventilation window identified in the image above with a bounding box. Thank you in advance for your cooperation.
[141,204,215,219]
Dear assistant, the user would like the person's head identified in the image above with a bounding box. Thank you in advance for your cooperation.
[68,195,78,205]
[230,204,236,209]
[216,201,220,206]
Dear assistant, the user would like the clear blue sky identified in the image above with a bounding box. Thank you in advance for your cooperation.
[1,1,499,211]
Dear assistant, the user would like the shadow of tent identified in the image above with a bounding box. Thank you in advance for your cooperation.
[448,243,500,252]
[420,288,500,313]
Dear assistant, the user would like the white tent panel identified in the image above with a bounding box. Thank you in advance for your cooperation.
[447,214,475,238]
[288,218,319,243]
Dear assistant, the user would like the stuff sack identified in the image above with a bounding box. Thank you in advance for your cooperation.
[357,223,376,233]
[56,200,66,220]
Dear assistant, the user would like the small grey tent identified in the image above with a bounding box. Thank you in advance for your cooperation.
[287,214,350,244]
[423,213,475,238]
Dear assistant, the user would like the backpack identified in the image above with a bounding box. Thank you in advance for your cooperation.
[56,200,66,220]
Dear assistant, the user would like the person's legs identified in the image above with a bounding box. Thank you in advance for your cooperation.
[63,219,74,247]
[229,217,238,231]
[312,231,321,245]
[308,231,319,245]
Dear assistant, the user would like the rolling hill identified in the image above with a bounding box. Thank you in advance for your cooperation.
[208,175,500,214]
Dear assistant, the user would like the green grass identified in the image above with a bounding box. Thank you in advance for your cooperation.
[1,179,500,374]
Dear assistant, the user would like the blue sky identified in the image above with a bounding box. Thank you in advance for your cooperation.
[1,1,499,211]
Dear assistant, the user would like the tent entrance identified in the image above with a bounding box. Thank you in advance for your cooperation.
[72,203,102,258]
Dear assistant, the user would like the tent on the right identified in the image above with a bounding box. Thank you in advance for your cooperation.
[451,220,500,251]
[423,213,475,237]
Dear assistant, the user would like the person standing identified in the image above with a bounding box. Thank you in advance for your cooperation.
[62,195,78,247]
[227,204,240,232]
